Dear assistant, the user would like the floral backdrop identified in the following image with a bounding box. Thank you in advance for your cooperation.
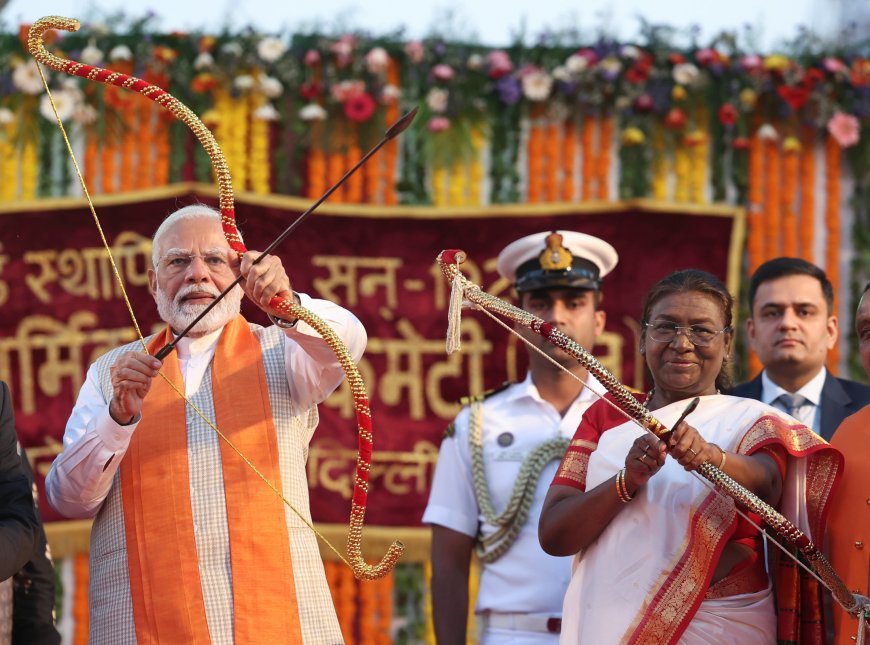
[3,13,870,643]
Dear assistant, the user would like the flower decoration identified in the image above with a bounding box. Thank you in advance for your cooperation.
[253,103,280,121]
[827,112,860,148]
[664,108,687,129]
[366,47,389,75]
[432,64,455,82]
[426,88,449,113]
[299,103,327,121]
[427,116,450,132]
[621,127,645,146]
[486,50,513,79]
[39,89,79,121]
[783,136,802,153]
[718,104,738,126]
[521,67,553,102]
[344,93,377,122]
[12,60,44,95]
[258,36,287,63]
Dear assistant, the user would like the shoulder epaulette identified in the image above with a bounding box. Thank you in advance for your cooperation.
[458,381,513,407]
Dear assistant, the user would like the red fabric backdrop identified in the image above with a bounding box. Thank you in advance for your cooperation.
[0,187,743,525]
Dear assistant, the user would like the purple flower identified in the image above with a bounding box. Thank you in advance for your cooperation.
[496,76,522,105]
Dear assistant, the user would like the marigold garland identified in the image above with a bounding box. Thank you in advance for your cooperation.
[561,118,577,201]
[764,137,782,259]
[346,142,364,203]
[21,138,38,199]
[383,57,401,206]
[468,127,485,205]
[327,139,347,204]
[73,552,89,645]
[101,140,117,194]
[799,127,816,260]
[135,99,154,190]
[596,116,613,200]
[673,139,690,202]
[782,143,799,256]
[0,122,16,201]
[377,572,393,644]
[249,93,272,194]
[544,121,559,201]
[338,562,357,644]
[747,131,765,376]
[359,568,375,644]
[423,560,436,645]
[825,133,841,370]
[307,144,327,199]
[526,107,544,203]
[449,160,466,205]
[154,111,171,185]
[120,106,137,193]
[580,114,595,199]
[432,164,448,207]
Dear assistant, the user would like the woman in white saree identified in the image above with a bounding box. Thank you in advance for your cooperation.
[539,270,840,645]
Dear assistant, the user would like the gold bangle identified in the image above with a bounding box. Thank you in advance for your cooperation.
[718,446,727,470]
[615,468,633,503]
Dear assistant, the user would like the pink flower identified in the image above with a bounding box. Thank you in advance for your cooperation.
[427,116,450,132]
[330,35,355,68]
[405,40,425,64]
[823,57,845,74]
[827,112,861,148]
[432,64,455,81]
[486,50,513,79]
[344,93,377,122]
[331,79,365,103]
[303,49,321,67]
[366,47,389,74]
[740,54,762,72]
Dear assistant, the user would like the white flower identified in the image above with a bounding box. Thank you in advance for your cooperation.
[565,54,588,74]
[72,103,98,125]
[257,36,287,63]
[598,56,622,76]
[222,42,243,57]
[40,89,79,122]
[365,47,389,74]
[0,108,14,126]
[521,69,553,102]
[259,76,283,99]
[299,103,327,121]
[426,87,449,113]
[621,45,641,60]
[109,45,133,62]
[194,52,214,70]
[234,74,255,91]
[253,103,280,121]
[380,84,401,104]
[467,53,483,70]
[12,60,45,95]
[80,42,104,66]
[90,22,109,36]
[552,65,570,82]
[672,63,700,86]
[757,123,779,141]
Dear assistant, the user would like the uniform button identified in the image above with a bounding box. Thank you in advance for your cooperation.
[855,541,864,550]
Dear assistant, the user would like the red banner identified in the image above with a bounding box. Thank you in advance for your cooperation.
[0,186,743,525]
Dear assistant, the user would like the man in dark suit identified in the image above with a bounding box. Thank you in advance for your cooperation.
[0,380,40,639]
[733,257,870,440]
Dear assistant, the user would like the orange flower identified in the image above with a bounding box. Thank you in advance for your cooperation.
[192,73,220,93]
[664,108,686,129]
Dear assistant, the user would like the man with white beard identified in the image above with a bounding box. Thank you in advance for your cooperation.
[45,204,365,644]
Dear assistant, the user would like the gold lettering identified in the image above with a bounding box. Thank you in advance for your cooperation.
[23,232,152,303]
[308,439,440,499]
[595,330,624,384]
[311,256,402,309]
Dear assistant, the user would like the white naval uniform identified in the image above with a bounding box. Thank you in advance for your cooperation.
[423,373,604,644]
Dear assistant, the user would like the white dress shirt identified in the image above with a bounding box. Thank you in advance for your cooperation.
[760,367,826,433]
[423,372,604,619]
[46,293,366,519]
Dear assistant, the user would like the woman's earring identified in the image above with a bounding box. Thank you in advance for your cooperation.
[639,346,645,354]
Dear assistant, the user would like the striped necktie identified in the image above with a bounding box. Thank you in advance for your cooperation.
[776,392,807,418]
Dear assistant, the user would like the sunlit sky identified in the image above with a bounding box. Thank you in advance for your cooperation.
[0,0,851,49]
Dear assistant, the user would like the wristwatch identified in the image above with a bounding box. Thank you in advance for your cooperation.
[269,313,298,329]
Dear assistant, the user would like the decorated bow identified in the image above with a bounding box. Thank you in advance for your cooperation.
[438,248,868,616]
[28,15,404,580]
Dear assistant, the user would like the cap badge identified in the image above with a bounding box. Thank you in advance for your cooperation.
[538,232,573,271]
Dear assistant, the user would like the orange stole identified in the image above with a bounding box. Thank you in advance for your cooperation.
[120,316,303,642]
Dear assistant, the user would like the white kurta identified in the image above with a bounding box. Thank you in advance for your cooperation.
[423,373,604,641]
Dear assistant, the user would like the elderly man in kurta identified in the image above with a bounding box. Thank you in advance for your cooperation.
[46,204,366,644]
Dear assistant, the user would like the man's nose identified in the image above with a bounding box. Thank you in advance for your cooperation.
[779,308,799,327]
[185,255,211,281]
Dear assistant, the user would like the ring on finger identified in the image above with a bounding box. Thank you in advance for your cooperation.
[687,448,698,457]
[637,453,647,464]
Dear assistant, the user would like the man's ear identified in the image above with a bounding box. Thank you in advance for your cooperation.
[147,269,157,298]
[826,315,839,350]
[594,309,606,337]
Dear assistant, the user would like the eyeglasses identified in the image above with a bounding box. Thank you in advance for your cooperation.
[157,252,234,276]
[643,320,732,347]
